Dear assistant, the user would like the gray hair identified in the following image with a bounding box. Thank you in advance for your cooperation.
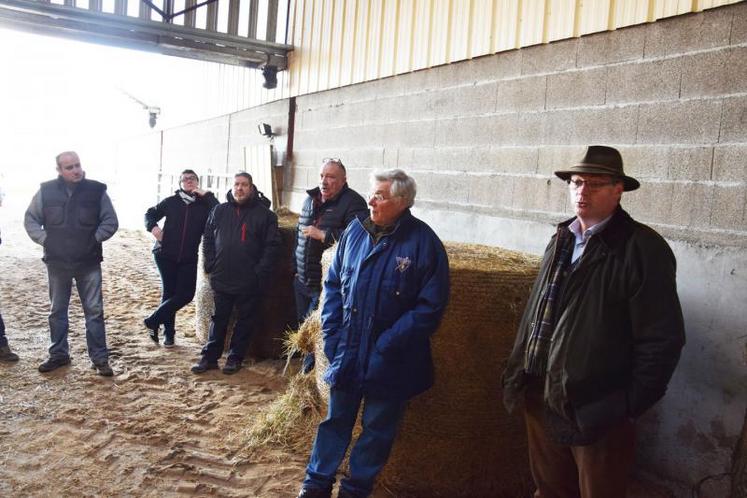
[372,169,416,208]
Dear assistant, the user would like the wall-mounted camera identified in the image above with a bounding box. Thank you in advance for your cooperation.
[258,123,274,137]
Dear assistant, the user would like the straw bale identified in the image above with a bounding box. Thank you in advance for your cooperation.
[733,409,747,498]
[193,211,299,359]
[308,241,540,497]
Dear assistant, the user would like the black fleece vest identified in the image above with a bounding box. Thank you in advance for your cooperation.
[41,178,105,265]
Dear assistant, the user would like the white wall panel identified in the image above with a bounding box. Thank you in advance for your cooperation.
[287,0,741,97]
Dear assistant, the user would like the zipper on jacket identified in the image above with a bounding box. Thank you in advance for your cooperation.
[177,205,189,262]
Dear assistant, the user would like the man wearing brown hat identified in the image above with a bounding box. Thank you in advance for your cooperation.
[502,145,685,497]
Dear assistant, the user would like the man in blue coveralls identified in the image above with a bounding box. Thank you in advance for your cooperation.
[296,169,450,498]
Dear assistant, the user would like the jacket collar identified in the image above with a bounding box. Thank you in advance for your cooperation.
[362,209,414,237]
[55,175,88,194]
[558,206,633,252]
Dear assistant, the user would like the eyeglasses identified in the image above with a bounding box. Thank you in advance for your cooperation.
[322,157,344,168]
[181,175,199,183]
[567,178,615,191]
[369,192,403,202]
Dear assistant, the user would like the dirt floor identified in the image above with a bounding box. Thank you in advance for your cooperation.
[0,207,307,497]
[0,202,688,498]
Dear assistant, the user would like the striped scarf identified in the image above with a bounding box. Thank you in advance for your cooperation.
[524,230,573,376]
[178,189,196,205]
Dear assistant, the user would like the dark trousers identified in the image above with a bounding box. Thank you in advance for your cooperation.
[294,276,321,324]
[147,255,198,336]
[0,312,7,348]
[304,388,406,497]
[201,290,259,363]
[524,385,636,498]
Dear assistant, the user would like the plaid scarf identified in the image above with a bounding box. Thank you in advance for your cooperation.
[524,229,574,376]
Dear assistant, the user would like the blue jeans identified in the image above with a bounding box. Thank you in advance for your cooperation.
[147,255,197,337]
[304,389,406,497]
[294,277,321,372]
[294,276,321,324]
[47,263,108,363]
[201,290,259,362]
[0,311,7,348]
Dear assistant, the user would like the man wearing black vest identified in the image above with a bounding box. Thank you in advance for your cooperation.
[24,151,119,376]
[294,158,367,372]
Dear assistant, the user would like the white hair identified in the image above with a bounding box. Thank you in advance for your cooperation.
[372,169,417,208]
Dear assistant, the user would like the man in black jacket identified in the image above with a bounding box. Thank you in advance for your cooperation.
[24,151,119,376]
[502,146,685,498]
[192,172,280,375]
[144,169,218,347]
[294,158,367,372]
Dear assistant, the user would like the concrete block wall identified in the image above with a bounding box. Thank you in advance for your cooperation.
[287,3,747,493]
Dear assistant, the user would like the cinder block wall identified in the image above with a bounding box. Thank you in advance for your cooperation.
[287,3,747,491]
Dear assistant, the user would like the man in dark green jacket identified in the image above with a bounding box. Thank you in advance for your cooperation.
[502,146,685,498]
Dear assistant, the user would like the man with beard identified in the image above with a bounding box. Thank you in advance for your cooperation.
[191,172,280,375]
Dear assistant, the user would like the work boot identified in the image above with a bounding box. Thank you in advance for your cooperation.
[222,358,242,375]
[93,361,114,377]
[38,356,71,373]
[336,487,361,498]
[191,357,218,374]
[296,486,332,498]
[144,318,159,344]
[0,344,19,363]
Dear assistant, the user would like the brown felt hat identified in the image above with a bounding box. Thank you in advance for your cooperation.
[554,145,640,191]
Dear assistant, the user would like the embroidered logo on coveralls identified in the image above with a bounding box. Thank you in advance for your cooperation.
[395,256,411,273]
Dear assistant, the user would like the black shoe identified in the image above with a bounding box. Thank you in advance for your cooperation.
[191,358,219,374]
[144,319,159,344]
[222,359,242,375]
[297,487,332,498]
[38,356,71,373]
[93,361,114,377]
[163,334,175,348]
[336,487,360,498]
[0,345,19,363]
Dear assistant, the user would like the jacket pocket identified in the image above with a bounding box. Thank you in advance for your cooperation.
[78,203,99,226]
[43,206,64,226]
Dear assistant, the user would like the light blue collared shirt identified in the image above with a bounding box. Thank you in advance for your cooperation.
[568,214,614,264]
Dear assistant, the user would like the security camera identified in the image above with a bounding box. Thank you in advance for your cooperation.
[258,123,273,137]
[262,65,278,89]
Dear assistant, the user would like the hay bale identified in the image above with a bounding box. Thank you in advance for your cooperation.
[307,242,540,497]
[193,211,299,359]
[733,409,747,498]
